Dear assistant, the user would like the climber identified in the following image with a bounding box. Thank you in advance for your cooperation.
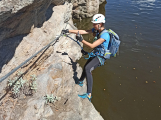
[62,14,110,101]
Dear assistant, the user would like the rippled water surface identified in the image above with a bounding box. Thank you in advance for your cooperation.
[74,0,161,120]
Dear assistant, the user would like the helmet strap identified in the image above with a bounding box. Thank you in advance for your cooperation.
[98,24,101,30]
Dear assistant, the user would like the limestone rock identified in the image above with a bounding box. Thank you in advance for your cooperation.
[0,0,49,41]
[52,0,65,5]
[19,98,46,120]
[0,1,104,120]
[99,0,106,5]
[72,0,106,19]
[72,0,99,19]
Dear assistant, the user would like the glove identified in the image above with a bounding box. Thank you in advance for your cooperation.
[76,33,83,42]
[61,29,69,35]
[81,49,88,55]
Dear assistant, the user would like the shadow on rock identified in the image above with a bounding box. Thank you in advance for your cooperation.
[0,34,27,73]
[45,4,55,21]
[0,3,57,72]
[0,1,55,41]
[57,51,80,84]
[0,38,59,101]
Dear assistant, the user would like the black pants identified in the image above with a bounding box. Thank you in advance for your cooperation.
[79,57,100,93]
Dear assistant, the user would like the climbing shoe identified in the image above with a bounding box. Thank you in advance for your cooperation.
[76,80,84,87]
[78,93,92,102]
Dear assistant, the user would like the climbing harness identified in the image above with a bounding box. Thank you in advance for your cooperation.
[62,32,107,66]
[62,30,107,66]
[63,28,120,66]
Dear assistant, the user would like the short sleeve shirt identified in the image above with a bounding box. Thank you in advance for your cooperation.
[91,28,110,49]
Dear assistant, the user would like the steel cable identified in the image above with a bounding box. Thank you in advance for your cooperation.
[0,20,76,82]
[0,34,62,82]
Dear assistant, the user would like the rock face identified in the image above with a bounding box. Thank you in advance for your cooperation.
[0,1,104,120]
[72,0,100,19]
[0,0,70,75]
[0,0,106,42]
[72,0,106,19]
[99,0,106,5]
[0,0,60,42]
[52,0,65,5]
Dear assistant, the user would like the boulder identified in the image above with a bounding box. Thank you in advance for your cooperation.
[72,0,106,19]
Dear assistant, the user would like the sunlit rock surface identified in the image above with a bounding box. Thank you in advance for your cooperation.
[0,1,104,120]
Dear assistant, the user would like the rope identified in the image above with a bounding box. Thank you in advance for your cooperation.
[65,34,83,49]
[63,33,93,59]
[66,22,77,30]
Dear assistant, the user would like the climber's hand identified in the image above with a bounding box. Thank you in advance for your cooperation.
[76,32,83,42]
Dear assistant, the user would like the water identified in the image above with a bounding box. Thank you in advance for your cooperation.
[74,0,161,120]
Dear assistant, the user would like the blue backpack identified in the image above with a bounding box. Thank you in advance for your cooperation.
[85,29,120,64]
[99,29,121,59]
[107,29,120,57]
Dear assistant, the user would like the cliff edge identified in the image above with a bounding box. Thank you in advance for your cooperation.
[0,1,104,120]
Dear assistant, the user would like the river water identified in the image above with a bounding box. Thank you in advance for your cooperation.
[74,0,161,120]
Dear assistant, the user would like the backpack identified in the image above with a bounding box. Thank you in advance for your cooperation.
[85,29,120,65]
[107,29,120,57]
[98,29,121,59]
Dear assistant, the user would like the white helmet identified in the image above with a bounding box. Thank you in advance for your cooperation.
[91,14,105,23]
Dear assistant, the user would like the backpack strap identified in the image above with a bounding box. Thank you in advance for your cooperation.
[97,29,107,39]
[107,29,119,40]
[98,29,113,45]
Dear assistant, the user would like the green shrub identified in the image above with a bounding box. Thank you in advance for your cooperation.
[44,94,61,104]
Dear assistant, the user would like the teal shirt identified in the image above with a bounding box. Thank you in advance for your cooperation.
[91,28,111,65]
[91,28,110,49]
